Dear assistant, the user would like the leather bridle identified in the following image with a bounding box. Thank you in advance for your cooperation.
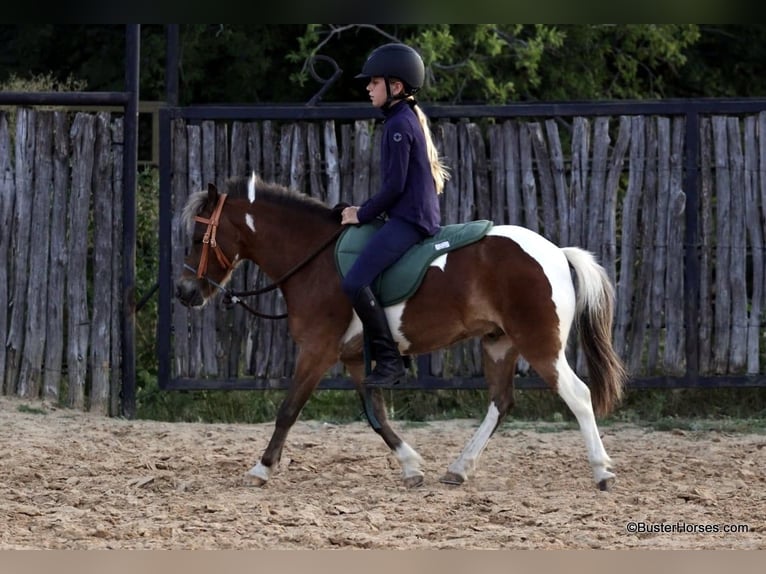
[193,192,232,279]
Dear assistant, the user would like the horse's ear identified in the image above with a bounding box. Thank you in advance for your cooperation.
[207,182,218,203]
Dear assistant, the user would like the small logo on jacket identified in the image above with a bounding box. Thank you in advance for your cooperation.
[392,132,402,142]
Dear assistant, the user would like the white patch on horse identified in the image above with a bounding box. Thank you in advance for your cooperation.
[247,171,257,203]
[488,225,577,345]
[483,336,512,363]
[245,213,256,233]
[341,301,412,353]
[446,402,501,480]
[430,253,448,271]
[394,441,424,482]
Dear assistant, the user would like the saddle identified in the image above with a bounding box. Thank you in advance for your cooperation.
[334,218,493,306]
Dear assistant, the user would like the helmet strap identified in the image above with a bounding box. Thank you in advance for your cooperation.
[382,76,407,110]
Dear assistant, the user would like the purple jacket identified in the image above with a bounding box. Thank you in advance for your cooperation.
[357,101,441,236]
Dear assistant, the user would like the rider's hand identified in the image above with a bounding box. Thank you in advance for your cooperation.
[341,206,360,225]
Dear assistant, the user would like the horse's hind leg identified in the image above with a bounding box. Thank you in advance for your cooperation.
[441,334,518,486]
[347,361,425,488]
[244,346,336,487]
[539,353,615,490]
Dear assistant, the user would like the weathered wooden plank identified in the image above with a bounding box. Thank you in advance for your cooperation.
[109,117,124,415]
[5,108,35,395]
[261,121,277,182]
[278,123,293,188]
[307,122,324,200]
[230,121,247,177]
[42,112,70,402]
[570,117,590,248]
[744,116,763,374]
[711,116,732,372]
[527,121,557,241]
[727,117,747,372]
[544,119,569,245]
[628,118,657,374]
[290,122,306,193]
[66,113,94,409]
[615,116,645,360]
[323,120,341,207]
[468,123,491,220]
[518,121,538,233]
[246,121,262,177]
[603,116,631,285]
[437,121,459,224]
[502,120,522,226]
[17,111,52,398]
[487,124,506,224]
[89,112,114,414]
[352,120,373,206]
[663,116,686,373]
[648,117,671,370]
[0,112,12,391]
[587,117,610,258]
[458,122,476,223]
[339,123,354,205]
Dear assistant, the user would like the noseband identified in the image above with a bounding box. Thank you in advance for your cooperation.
[194,193,232,279]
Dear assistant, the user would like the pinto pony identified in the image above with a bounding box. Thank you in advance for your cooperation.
[175,173,627,490]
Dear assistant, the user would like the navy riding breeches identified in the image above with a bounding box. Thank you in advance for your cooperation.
[341,217,428,301]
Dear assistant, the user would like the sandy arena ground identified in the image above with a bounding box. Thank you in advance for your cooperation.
[0,396,763,550]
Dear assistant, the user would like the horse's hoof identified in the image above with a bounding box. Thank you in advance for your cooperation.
[598,476,615,491]
[403,474,424,488]
[243,472,268,487]
[439,472,465,486]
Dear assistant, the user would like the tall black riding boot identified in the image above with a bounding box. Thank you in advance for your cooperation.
[352,286,406,387]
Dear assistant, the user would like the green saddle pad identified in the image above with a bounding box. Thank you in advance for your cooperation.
[335,219,493,306]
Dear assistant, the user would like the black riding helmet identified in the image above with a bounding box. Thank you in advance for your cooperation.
[355,43,425,102]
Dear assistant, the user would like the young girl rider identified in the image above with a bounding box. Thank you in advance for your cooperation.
[340,42,450,387]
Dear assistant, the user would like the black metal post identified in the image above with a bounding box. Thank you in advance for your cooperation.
[121,24,140,418]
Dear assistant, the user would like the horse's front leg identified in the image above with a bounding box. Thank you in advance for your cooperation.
[244,346,336,487]
[346,361,425,488]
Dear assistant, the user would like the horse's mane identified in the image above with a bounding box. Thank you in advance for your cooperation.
[183,175,338,235]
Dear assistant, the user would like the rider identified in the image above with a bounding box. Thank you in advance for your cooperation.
[340,42,450,387]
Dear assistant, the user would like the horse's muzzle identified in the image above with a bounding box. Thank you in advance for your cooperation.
[175,279,206,308]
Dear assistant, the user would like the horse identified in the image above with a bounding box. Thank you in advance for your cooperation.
[175,172,627,491]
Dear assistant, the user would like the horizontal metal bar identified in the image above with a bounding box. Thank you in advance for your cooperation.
[165,98,766,122]
[0,91,131,106]
[161,374,766,392]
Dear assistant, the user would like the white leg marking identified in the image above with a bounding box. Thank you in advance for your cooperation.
[245,213,256,233]
[247,460,271,482]
[395,442,424,480]
[554,354,614,484]
[447,402,501,481]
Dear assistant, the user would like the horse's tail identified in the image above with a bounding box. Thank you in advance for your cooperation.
[561,247,627,417]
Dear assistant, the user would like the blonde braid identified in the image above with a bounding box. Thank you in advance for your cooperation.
[411,100,450,195]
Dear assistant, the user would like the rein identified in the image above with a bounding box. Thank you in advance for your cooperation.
[190,194,345,320]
